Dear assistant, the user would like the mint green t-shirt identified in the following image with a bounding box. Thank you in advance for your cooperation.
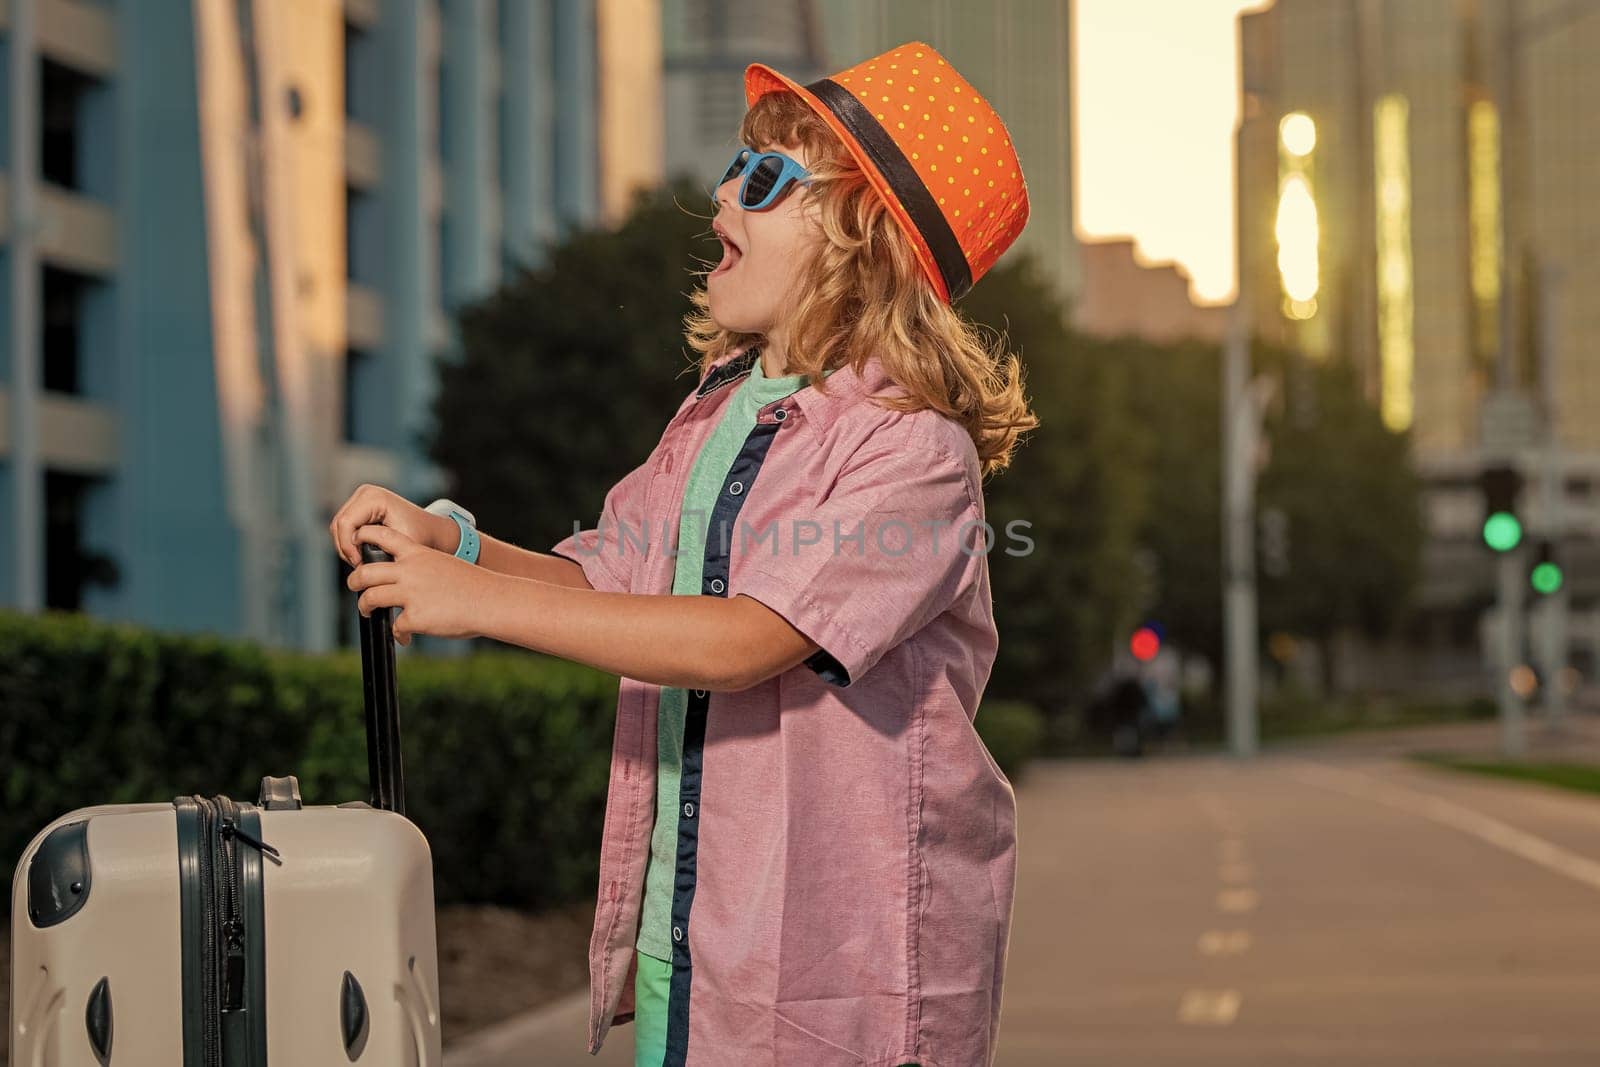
[634,355,818,962]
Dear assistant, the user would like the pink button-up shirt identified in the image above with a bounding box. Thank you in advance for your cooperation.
[551,344,1017,1066]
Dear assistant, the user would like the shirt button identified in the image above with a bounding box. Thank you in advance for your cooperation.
[773,407,788,422]
[672,926,684,942]
[709,578,725,594]
[729,480,744,496]
[683,801,695,818]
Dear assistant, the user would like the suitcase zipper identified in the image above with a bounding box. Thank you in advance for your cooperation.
[186,796,281,1066]
[218,796,246,1014]
[217,799,279,1016]
[221,817,280,861]
[194,796,222,1066]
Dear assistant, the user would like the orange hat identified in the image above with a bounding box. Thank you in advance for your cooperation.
[745,41,1029,304]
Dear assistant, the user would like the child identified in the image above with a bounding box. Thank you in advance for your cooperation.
[333,40,1035,1067]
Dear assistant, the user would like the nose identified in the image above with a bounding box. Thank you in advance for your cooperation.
[711,174,740,211]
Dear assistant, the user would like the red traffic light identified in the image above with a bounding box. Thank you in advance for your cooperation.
[1130,626,1161,662]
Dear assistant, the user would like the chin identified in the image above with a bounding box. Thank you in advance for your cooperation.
[705,291,761,336]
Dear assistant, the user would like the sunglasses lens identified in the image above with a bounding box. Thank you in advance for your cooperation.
[723,149,752,188]
[742,157,783,207]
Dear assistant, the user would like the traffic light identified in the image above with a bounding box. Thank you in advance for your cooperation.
[1530,540,1564,595]
[1478,464,1524,552]
[1130,625,1162,663]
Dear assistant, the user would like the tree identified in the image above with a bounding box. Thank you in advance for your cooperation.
[428,178,720,555]
[958,260,1154,718]
[1121,339,1424,696]
[1123,338,1226,670]
[1254,354,1424,690]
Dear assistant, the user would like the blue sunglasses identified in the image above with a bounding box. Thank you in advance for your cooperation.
[710,147,813,210]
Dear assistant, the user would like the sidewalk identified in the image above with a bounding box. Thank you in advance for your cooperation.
[443,714,1600,1066]
[446,990,630,1066]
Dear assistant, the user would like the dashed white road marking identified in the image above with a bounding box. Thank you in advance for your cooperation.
[1219,861,1255,884]
[1178,989,1242,1025]
[1198,929,1253,956]
[1286,761,1600,895]
[1195,792,1243,837]
[1217,887,1260,914]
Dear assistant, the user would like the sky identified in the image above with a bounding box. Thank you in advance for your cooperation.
[1072,0,1273,305]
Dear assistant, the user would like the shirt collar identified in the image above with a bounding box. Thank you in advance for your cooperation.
[694,347,762,398]
[695,343,899,430]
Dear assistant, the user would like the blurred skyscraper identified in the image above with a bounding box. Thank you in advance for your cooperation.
[1075,238,1227,345]
[1237,0,1599,663]
[659,0,828,185]
[1,0,658,650]
[660,0,1077,311]
[818,0,1078,310]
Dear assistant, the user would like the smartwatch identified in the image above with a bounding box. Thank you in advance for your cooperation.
[424,498,481,564]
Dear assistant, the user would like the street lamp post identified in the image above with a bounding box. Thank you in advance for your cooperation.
[1486,1,1592,749]
[1223,292,1263,758]
[1496,544,1527,758]
[1220,108,1321,759]
[1534,265,1569,729]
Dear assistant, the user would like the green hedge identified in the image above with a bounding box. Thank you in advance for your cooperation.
[0,610,617,911]
[974,699,1046,783]
[2,611,1048,912]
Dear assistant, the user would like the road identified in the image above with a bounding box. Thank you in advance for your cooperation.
[447,720,1600,1065]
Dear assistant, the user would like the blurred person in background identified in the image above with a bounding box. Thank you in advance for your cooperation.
[331,40,1035,1067]
[1142,643,1184,749]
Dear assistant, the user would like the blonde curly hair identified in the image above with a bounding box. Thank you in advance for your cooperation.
[682,90,1038,479]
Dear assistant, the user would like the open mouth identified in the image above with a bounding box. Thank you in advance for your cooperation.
[711,233,742,278]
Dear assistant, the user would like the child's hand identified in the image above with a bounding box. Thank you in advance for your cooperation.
[346,524,489,645]
[329,484,454,567]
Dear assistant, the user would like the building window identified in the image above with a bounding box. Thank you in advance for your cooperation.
[696,78,745,147]
[44,471,118,611]
[436,51,450,165]
[497,53,511,202]
[41,60,96,190]
[1373,94,1414,433]
[42,266,88,395]
[346,186,382,286]
[1466,97,1501,371]
[342,347,379,444]
[344,19,381,127]
[438,212,453,310]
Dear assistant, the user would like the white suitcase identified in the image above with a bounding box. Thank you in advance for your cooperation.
[10,543,443,1065]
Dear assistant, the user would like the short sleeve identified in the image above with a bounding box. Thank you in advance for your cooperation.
[736,435,985,687]
[550,452,655,594]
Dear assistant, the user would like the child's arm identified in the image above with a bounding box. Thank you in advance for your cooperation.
[473,531,595,590]
[475,576,818,691]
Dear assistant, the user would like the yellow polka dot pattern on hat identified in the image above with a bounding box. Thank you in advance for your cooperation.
[745,39,1030,301]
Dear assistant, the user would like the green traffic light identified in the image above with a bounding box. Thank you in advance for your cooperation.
[1531,561,1564,595]
[1483,511,1523,552]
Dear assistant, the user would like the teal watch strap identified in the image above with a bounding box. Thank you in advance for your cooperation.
[447,510,481,564]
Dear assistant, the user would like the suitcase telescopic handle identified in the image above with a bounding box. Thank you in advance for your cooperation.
[358,541,406,815]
